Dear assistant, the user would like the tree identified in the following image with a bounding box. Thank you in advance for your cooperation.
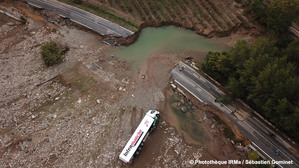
[73,0,83,4]
[266,0,299,33]
[248,151,259,161]
[41,41,62,66]
[227,39,250,68]
[201,52,223,82]
[284,39,299,66]
[201,52,234,83]
[201,36,299,142]
[20,16,27,24]
[247,57,293,109]
[250,37,278,58]
[249,0,267,24]
[227,77,246,99]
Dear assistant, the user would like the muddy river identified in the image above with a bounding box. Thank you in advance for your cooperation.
[109,26,228,70]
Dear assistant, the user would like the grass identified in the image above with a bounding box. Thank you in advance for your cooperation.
[59,0,139,31]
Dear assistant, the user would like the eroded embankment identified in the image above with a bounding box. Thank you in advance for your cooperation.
[20,0,259,47]
[108,20,257,46]
[171,82,250,145]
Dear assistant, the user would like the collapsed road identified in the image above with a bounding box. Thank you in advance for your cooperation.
[24,0,134,37]
[171,62,299,168]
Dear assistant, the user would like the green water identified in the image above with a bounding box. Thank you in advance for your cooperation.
[109,26,227,70]
[168,93,210,144]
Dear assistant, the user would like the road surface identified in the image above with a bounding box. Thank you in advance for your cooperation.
[171,62,299,168]
[24,0,134,37]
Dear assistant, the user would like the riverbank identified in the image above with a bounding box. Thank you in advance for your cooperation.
[59,0,260,36]
[50,0,262,46]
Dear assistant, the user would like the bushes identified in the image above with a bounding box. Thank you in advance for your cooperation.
[73,0,82,4]
[20,16,27,24]
[41,41,62,66]
[249,0,299,34]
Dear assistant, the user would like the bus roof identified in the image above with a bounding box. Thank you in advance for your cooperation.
[119,115,155,163]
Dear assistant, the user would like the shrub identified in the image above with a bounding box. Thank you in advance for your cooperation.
[41,41,62,66]
[73,0,82,4]
[248,151,259,161]
[20,16,27,24]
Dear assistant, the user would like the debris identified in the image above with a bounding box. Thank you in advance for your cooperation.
[31,115,37,119]
[7,22,15,26]
[180,106,187,113]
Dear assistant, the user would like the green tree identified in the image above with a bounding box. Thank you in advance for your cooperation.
[238,54,272,92]
[227,39,250,68]
[266,0,299,33]
[250,37,278,58]
[248,151,259,161]
[284,39,299,66]
[41,41,62,66]
[73,0,83,4]
[227,77,246,99]
[20,16,27,24]
[248,57,293,109]
[201,52,233,83]
[249,0,267,24]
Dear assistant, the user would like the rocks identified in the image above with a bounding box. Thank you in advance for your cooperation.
[198,118,203,123]
[180,106,187,113]
[118,86,126,92]
[31,115,38,119]
[7,22,15,26]
[1,134,12,147]
[236,146,244,152]
[177,102,181,107]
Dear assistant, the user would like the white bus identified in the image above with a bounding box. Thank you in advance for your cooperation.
[119,110,160,164]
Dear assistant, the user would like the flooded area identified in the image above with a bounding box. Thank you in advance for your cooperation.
[109,26,228,70]
[167,90,210,145]
[110,26,230,148]
[0,2,251,167]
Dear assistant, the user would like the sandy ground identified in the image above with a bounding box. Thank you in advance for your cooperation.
[0,1,251,168]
